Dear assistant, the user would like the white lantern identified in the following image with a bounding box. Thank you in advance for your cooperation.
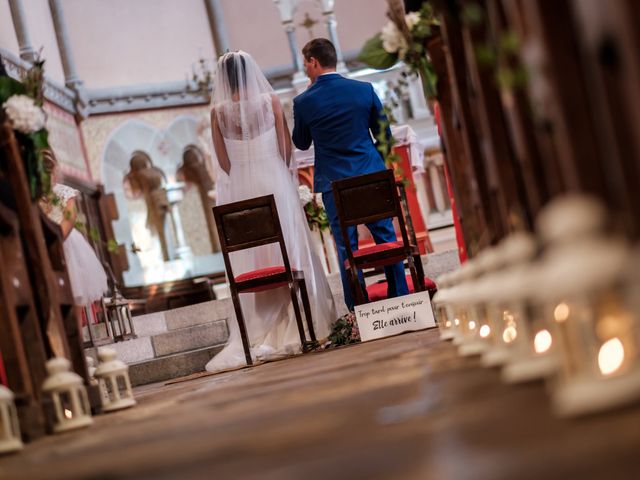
[95,348,136,412]
[42,357,93,433]
[0,385,23,454]
[536,196,640,417]
[499,263,558,383]
[433,273,454,340]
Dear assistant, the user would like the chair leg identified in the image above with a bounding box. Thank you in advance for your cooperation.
[350,268,366,306]
[231,292,252,366]
[407,256,421,294]
[297,278,316,343]
[413,254,425,292]
[289,283,307,348]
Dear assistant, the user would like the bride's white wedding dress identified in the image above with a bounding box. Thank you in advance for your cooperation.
[205,85,336,372]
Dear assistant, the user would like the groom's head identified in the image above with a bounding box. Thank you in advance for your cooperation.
[302,38,337,81]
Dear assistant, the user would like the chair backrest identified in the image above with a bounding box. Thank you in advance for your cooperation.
[212,194,292,280]
[332,169,412,256]
[332,170,400,227]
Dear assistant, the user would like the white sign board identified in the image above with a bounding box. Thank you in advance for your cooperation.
[354,290,436,342]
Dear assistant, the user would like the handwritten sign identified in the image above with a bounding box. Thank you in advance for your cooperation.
[354,290,436,342]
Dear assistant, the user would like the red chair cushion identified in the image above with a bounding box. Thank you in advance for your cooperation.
[235,266,288,293]
[366,274,437,302]
[346,241,405,269]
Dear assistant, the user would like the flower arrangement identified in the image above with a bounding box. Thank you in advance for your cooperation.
[1,59,118,254]
[328,312,361,346]
[304,312,361,352]
[298,185,329,231]
[0,58,51,200]
[359,1,439,99]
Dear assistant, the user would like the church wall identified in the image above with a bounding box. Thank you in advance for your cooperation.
[334,0,388,55]
[0,0,19,54]
[62,0,215,89]
[80,106,210,182]
[220,0,291,70]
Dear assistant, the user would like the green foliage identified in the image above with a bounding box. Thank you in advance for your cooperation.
[327,313,361,347]
[358,34,398,70]
[0,77,27,103]
[304,198,329,231]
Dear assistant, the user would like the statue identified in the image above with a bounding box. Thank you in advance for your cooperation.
[123,151,171,261]
[176,145,220,251]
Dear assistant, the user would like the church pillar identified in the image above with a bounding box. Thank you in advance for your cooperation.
[273,0,308,91]
[48,0,82,90]
[204,0,230,57]
[8,0,37,62]
[318,0,347,72]
[48,0,88,118]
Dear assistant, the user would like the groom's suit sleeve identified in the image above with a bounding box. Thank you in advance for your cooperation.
[368,84,392,145]
[292,98,312,150]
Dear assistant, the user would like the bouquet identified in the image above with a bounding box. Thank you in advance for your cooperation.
[298,185,329,231]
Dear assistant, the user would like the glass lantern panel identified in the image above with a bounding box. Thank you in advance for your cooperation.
[58,391,74,421]
[592,289,637,378]
[475,305,492,341]
[526,302,554,356]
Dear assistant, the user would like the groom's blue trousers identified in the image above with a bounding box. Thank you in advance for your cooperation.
[322,191,409,311]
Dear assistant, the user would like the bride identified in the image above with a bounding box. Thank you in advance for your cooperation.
[205,51,336,372]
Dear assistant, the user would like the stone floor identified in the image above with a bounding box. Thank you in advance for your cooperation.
[4,328,639,479]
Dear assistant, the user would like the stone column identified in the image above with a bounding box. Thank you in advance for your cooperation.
[8,0,37,62]
[273,0,308,90]
[204,0,230,57]
[166,183,192,260]
[319,0,347,72]
[48,0,82,89]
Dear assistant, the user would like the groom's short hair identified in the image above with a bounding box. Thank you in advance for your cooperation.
[302,38,337,68]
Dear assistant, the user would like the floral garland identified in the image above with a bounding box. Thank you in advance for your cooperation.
[0,58,51,200]
[298,185,329,231]
[1,59,118,254]
[359,1,439,99]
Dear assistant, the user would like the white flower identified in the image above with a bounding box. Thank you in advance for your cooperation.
[381,21,408,59]
[298,185,313,206]
[315,193,324,209]
[405,12,421,31]
[2,94,46,134]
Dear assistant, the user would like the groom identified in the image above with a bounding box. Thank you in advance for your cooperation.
[292,38,409,311]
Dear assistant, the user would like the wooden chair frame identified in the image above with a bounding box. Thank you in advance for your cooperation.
[332,169,425,306]
[213,194,315,366]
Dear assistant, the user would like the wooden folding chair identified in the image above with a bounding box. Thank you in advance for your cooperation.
[213,194,315,366]
[332,169,426,306]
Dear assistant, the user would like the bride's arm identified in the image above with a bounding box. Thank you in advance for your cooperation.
[272,94,292,166]
[211,107,231,174]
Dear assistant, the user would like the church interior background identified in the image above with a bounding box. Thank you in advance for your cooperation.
[0,0,450,293]
[3,0,640,477]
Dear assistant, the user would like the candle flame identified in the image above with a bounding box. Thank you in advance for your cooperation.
[64,409,73,419]
[533,329,552,354]
[479,325,491,338]
[598,337,625,376]
[444,320,452,328]
[502,325,517,343]
[554,302,570,322]
[454,318,460,326]
[468,320,477,330]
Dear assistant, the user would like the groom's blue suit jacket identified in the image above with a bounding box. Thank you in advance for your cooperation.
[292,73,392,193]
